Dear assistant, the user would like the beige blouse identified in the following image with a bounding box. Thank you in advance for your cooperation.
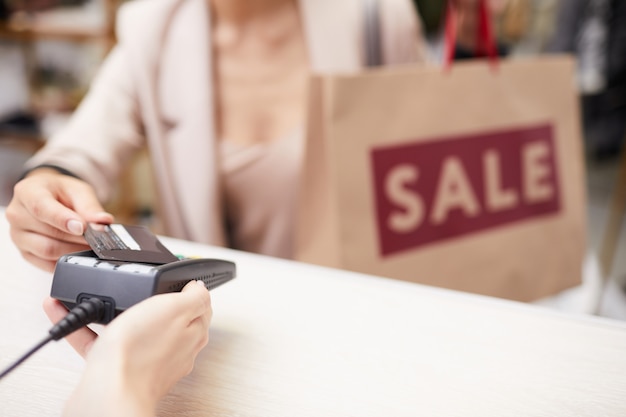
[220,129,304,258]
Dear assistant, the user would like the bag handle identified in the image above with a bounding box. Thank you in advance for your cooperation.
[363,0,383,67]
[443,0,498,69]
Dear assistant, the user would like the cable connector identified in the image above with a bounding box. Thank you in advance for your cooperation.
[0,298,105,380]
[48,298,105,341]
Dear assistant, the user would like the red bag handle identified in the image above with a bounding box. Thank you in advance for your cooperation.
[443,0,498,70]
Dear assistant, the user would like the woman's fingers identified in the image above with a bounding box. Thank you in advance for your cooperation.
[6,171,114,272]
[21,252,58,273]
[12,229,91,263]
[7,202,87,246]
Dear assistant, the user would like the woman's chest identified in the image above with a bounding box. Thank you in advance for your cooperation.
[212,9,309,145]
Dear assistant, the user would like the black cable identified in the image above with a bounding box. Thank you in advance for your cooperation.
[0,298,105,381]
[0,334,53,380]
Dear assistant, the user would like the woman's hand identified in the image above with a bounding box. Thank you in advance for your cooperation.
[5,168,113,272]
[44,280,213,417]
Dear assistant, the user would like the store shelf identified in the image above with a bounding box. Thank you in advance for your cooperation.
[0,0,145,224]
[0,20,109,43]
[0,1,116,46]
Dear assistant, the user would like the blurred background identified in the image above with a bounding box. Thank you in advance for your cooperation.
[0,0,624,316]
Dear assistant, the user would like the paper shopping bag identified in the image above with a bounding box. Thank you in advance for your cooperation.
[296,55,587,301]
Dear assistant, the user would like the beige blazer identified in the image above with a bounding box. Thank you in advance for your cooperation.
[26,0,426,247]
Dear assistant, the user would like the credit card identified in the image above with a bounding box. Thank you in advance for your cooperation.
[84,223,179,264]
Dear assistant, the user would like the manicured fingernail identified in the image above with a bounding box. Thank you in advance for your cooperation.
[67,219,84,235]
[195,280,207,288]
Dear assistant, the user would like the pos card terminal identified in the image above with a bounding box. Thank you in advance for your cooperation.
[50,223,236,324]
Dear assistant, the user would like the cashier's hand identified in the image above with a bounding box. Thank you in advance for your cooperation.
[5,168,114,272]
[43,280,212,417]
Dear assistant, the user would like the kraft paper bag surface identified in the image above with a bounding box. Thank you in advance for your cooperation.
[296,55,587,301]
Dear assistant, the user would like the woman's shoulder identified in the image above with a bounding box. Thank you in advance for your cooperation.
[115,0,190,43]
[116,0,179,25]
[379,0,428,64]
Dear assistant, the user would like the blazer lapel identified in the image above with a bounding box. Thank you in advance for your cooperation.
[157,0,225,245]
[298,0,364,72]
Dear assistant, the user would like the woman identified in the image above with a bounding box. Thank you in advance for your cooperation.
[6,0,427,271]
[8,1,500,412]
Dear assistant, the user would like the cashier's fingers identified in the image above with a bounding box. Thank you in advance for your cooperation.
[163,280,213,327]
[42,297,98,358]
[133,280,212,324]
[180,280,212,320]
[182,281,213,340]
[185,309,212,355]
